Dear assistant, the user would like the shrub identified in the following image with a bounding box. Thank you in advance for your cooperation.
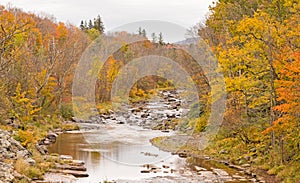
[15,158,29,175]
[14,130,36,147]
[60,103,74,119]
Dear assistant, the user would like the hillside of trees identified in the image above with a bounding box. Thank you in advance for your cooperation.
[0,1,299,182]
[195,0,299,182]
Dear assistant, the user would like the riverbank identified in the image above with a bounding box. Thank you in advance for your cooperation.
[150,135,279,183]
[0,129,38,183]
[0,90,184,183]
[47,124,262,183]
[0,121,87,183]
[45,89,266,183]
[0,89,279,183]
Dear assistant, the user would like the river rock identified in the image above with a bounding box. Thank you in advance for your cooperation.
[198,171,217,179]
[131,108,142,113]
[166,113,176,118]
[162,165,170,169]
[0,162,14,183]
[141,113,149,118]
[212,168,229,176]
[178,152,188,158]
[17,150,31,159]
[55,163,87,171]
[59,155,73,160]
[43,173,77,183]
[212,168,233,181]
[26,158,36,166]
[170,104,178,110]
[141,170,151,173]
[194,166,207,171]
[36,143,48,155]
[47,132,58,140]
[61,169,89,177]
[168,96,177,101]
[0,129,35,182]
[69,160,85,166]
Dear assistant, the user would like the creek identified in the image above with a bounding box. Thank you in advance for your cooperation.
[48,90,254,183]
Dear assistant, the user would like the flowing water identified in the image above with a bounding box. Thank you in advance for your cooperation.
[48,91,255,182]
[48,124,254,183]
[48,124,187,183]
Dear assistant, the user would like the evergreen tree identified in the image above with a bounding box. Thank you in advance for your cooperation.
[93,15,104,34]
[142,29,147,38]
[158,32,164,45]
[84,21,87,29]
[138,27,147,38]
[151,32,157,43]
[80,20,85,30]
[79,15,104,34]
[138,27,142,35]
[88,19,93,29]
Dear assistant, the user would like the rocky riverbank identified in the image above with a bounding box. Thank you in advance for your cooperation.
[70,90,190,132]
[35,129,90,182]
[0,129,36,183]
[0,125,89,183]
[150,130,276,183]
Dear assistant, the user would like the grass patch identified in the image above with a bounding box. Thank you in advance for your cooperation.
[61,123,79,131]
[14,158,43,180]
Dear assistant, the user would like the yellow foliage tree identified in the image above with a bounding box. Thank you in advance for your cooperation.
[10,83,41,126]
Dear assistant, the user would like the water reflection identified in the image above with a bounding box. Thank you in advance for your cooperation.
[48,131,176,183]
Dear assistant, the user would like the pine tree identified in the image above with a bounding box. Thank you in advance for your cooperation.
[84,21,87,29]
[151,32,157,43]
[142,29,147,38]
[138,27,142,35]
[93,15,104,34]
[158,32,164,45]
[80,20,85,30]
[88,20,93,29]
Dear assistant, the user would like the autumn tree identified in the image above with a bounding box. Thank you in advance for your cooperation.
[0,5,91,125]
[197,0,300,179]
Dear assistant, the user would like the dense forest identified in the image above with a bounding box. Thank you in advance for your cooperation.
[196,0,299,182]
[0,0,299,182]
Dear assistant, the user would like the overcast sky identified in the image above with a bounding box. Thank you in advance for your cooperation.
[2,0,213,30]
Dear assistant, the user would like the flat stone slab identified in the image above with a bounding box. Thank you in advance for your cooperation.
[212,168,229,176]
[43,173,77,183]
[55,164,87,171]
[61,170,89,177]
[59,155,73,160]
[69,160,85,166]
